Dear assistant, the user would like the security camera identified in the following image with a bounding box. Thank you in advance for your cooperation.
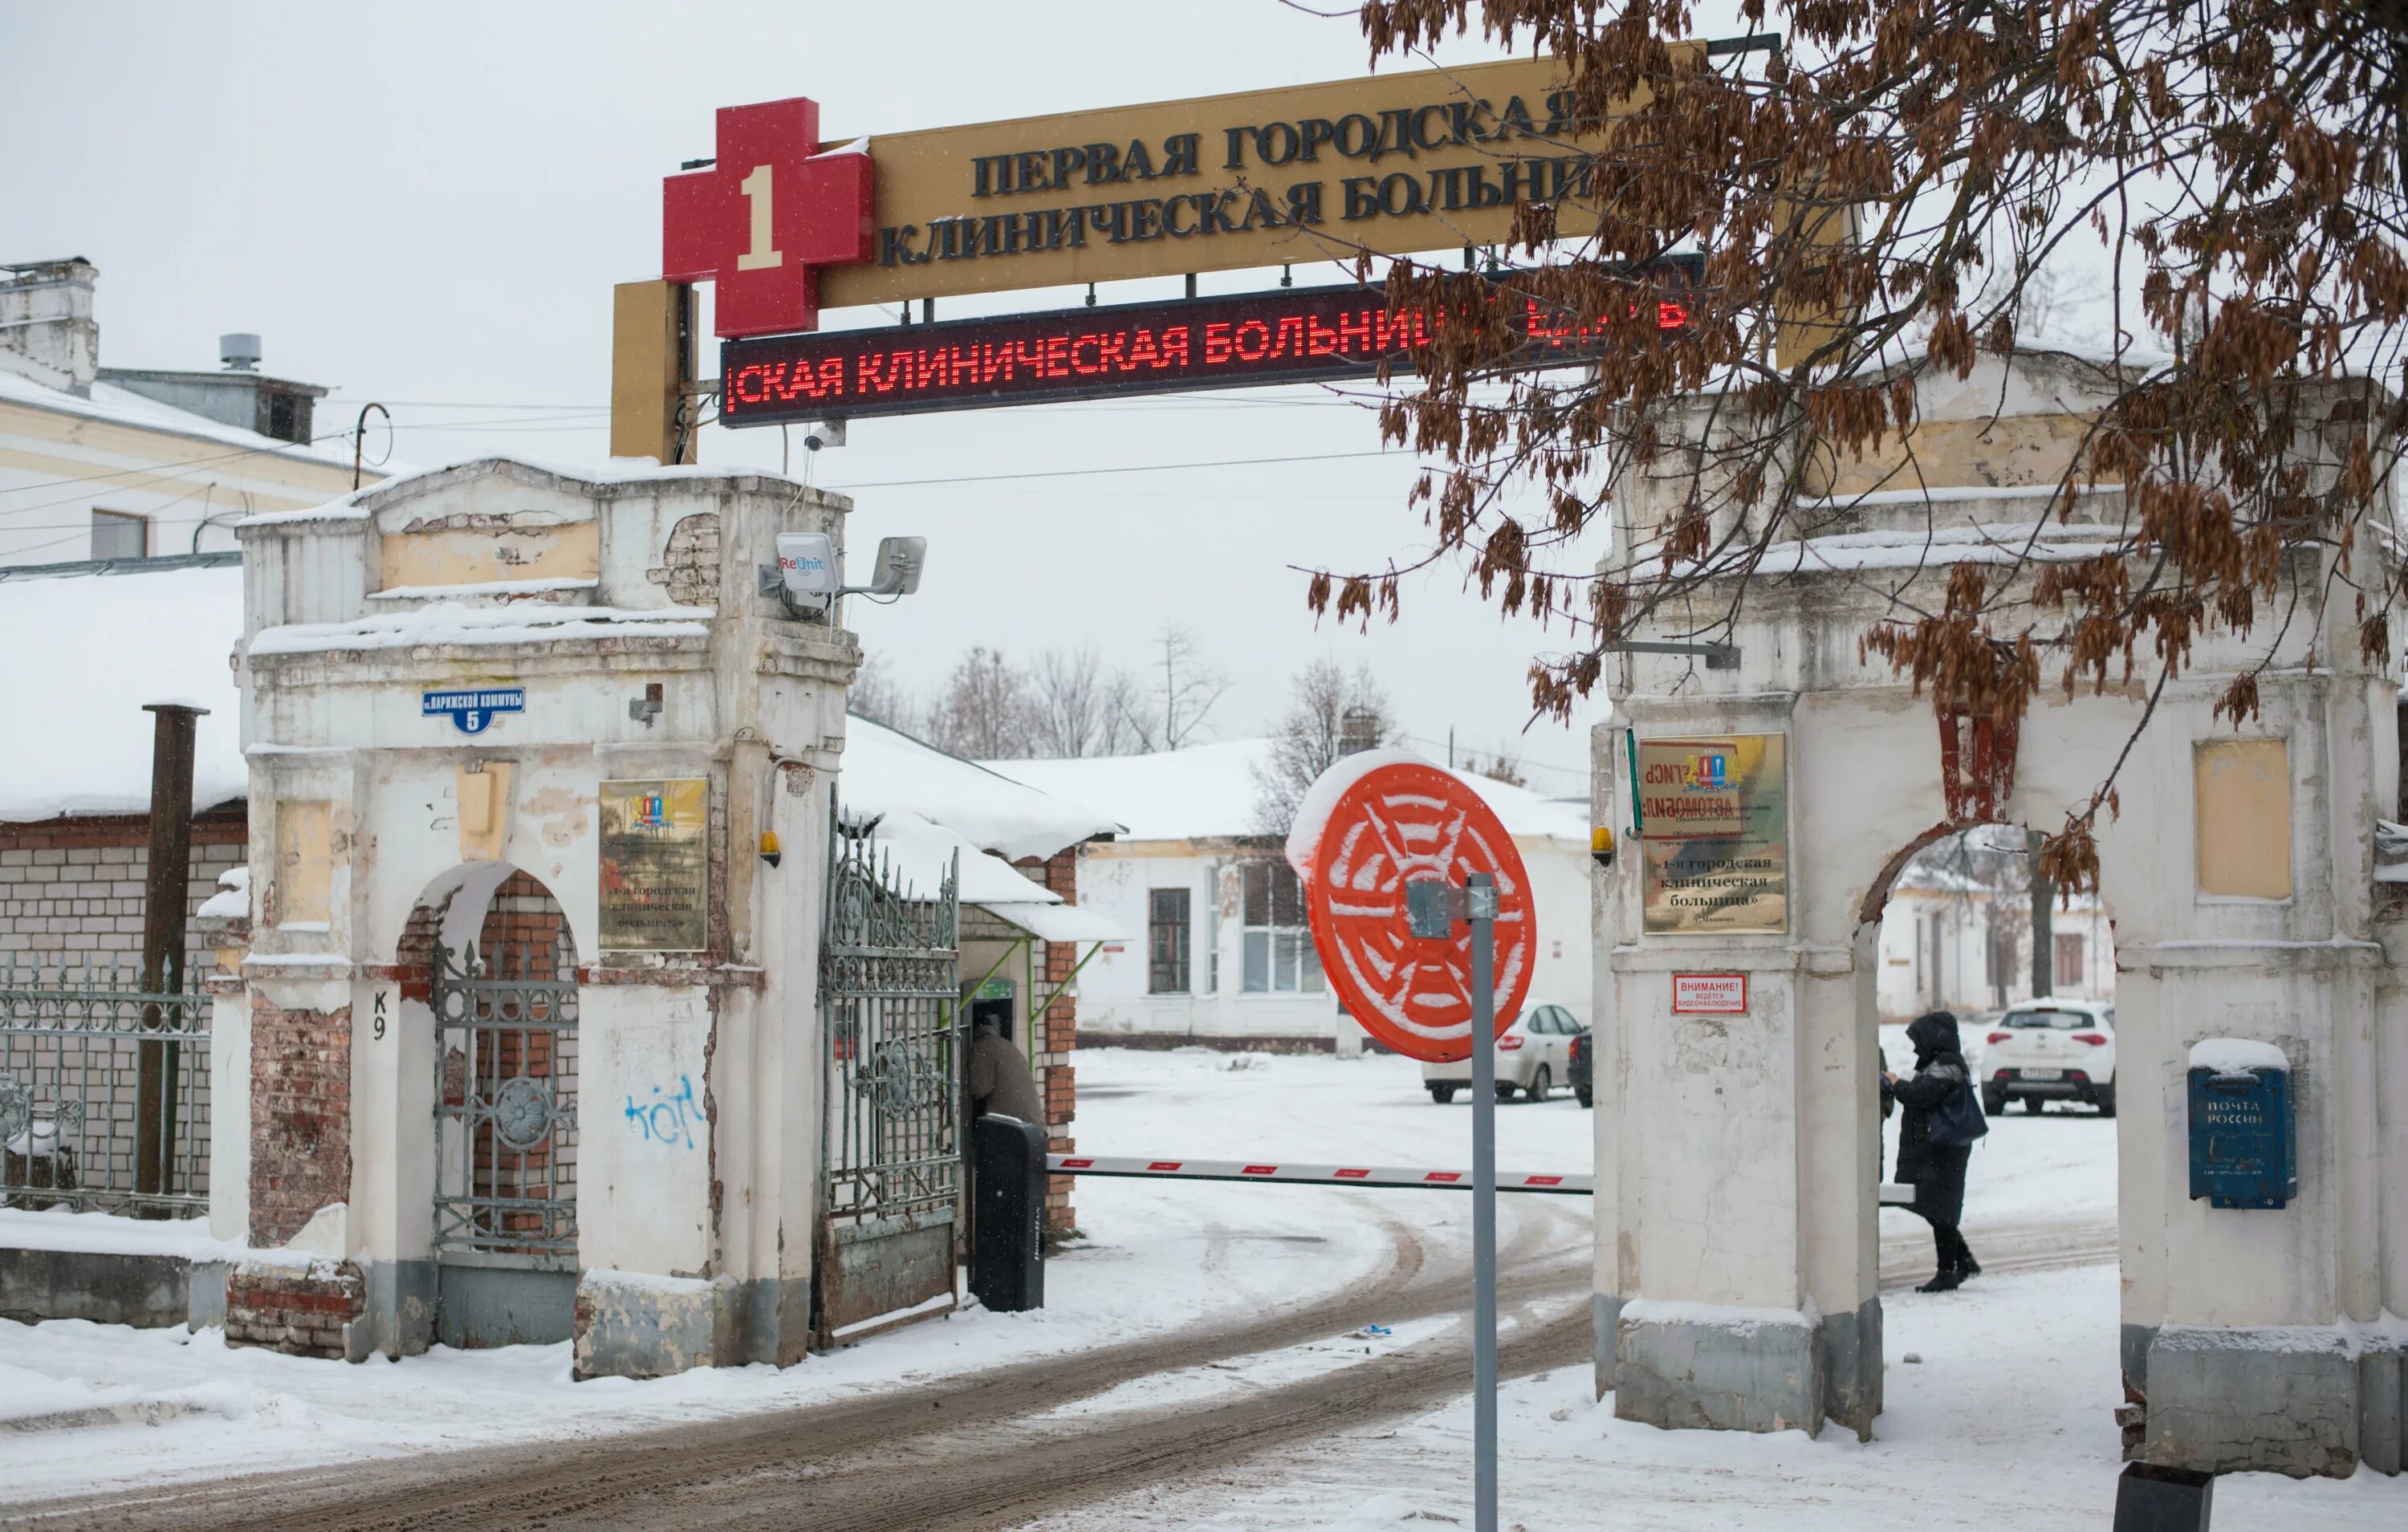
[803,419,846,452]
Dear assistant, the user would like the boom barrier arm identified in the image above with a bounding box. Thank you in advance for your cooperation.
[1047,1153,1591,1195]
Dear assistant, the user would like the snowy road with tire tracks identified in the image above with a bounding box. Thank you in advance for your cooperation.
[9,1201,2117,1530]
[16,1045,2361,1531]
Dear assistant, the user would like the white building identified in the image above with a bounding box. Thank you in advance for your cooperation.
[991,740,1595,1051]
[1,258,371,567]
[1875,867,2114,1021]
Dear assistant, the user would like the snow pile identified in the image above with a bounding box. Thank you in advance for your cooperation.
[0,563,247,821]
[845,716,1121,863]
[248,601,711,656]
[848,808,1060,908]
[0,1208,245,1262]
[1284,748,1426,880]
[197,867,249,920]
[2189,1038,2290,1075]
[1754,519,2129,575]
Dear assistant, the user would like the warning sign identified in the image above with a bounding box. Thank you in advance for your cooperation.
[1672,973,1749,1014]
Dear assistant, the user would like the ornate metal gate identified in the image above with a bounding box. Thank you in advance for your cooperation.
[816,814,962,1343]
[432,938,579,1268]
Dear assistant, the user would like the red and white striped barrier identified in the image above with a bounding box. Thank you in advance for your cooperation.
[1047,1153,1592,1196]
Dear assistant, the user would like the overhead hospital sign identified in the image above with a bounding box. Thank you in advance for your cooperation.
[661,55,1681,337]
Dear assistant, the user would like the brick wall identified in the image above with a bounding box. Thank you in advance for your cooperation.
[0,809,245,977]
[224,1259,364,1359]
[1019,845,1083,1235]
[250,996,352,1246]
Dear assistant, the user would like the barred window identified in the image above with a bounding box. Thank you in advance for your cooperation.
[1148,888,1191,994]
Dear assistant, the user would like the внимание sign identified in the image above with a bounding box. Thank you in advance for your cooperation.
[599,778,710,953]
[1638,734,1788,935]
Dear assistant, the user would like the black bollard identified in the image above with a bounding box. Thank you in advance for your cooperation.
[970,1113,1046,1313]
[2113,1461,2213,1532]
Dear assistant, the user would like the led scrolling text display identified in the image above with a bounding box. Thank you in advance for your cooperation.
[718,268,1695,425]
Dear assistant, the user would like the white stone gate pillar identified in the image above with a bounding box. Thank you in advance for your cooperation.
[1591,352,2407,1474]
[227,457,856,1378]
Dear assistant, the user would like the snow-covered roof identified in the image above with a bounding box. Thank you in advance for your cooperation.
[0,368,362,473]
[844,716,1123,863]
[249,602,712,656]
[237,453,804,528]
[843,807,1127,942]
[0,560,246,822]
[990,738,1591,846]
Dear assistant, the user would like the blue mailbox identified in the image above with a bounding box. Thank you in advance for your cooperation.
[2186,1039,2296,1210]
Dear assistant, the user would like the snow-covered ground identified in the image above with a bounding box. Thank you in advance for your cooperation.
[0,1045,2398,1529]
[1033,1262,2406,1530]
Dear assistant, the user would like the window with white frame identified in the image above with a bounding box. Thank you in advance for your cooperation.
[1240,859,1323,994]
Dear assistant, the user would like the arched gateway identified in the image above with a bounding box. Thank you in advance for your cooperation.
[210,457,857,1376]
[1592,351,2407,1477]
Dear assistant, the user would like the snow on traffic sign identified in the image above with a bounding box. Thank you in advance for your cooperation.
[1286,751,1533,1063]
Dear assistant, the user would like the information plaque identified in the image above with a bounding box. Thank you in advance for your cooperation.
[598,778,710,953]
[1637,734,1788,936]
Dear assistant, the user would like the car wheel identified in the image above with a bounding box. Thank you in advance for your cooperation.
[2094,1083,2117,1118]
[1527,1065,1552,1103]
[2024,1095,2046,1115]
[1982,1087,2007,1116]
[1430,1085,1455,1104]
[1576,1086,1594,1109]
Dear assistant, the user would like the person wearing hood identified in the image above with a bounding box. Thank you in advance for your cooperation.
[1882,1010,1984,1292]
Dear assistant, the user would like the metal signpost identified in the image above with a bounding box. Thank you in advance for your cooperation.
[1407,873,1499,1532]
[1297,759,1531,1532]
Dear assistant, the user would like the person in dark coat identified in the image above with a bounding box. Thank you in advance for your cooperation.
[969,1017,1046,1124]
[1882,1010,1983,1292]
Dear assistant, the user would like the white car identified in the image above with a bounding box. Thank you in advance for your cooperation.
[1980,997,2117,1116]
[1423,1001,1585,1103]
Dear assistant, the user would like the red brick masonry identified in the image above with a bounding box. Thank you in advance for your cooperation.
[249,997,352,1246]
[224,1259,364,1359]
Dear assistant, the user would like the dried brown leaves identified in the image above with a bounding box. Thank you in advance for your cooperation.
[1314,0,2408,893]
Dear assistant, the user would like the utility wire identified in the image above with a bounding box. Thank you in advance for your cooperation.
[827,447,1406,491]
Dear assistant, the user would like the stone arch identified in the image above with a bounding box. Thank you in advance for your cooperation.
[398,860,584,1351]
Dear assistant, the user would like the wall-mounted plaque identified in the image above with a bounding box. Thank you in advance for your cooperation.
[598,778,710,952]
[1638,733,1788,936]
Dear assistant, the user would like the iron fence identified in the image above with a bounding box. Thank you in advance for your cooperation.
[821,819,962,1229]
[0,961,211,1217]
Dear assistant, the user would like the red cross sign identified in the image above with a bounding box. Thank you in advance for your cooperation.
[662,97,874,339]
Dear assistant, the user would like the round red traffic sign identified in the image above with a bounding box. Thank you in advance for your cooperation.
[1291,758,1535,1063]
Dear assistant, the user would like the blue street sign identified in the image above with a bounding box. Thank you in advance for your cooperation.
[422,687,525,735]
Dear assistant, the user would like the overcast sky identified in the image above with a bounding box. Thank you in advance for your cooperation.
[1,1,1688,794]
